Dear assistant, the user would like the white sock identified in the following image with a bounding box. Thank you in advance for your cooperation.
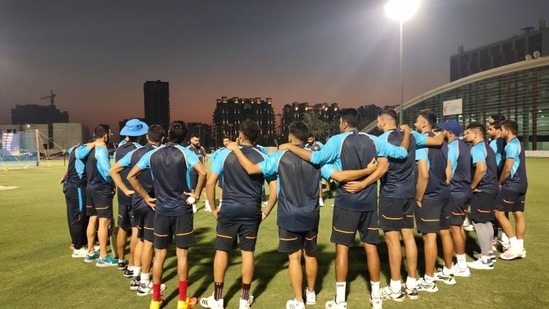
[501,232,510,244]
[517,239,524,250]
[370,281,380,298]
[390,279,401,294]
[134,266,142,276]
[335,282,346,303]
[424,275,435,284]
[140,272,150,284]
[442,266,453,276]
[456,254,467,270]
[406,276,416,290]
[509,236,518,249]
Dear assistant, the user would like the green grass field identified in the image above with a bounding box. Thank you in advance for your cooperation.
[0,158,548,309]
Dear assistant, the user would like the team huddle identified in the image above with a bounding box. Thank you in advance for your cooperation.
[61,108,528,309]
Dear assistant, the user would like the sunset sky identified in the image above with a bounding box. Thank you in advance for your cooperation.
[0,0,547,131]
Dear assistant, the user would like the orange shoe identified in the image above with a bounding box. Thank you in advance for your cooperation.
[177,297,197,309]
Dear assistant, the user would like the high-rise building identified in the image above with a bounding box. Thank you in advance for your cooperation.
[144,80,170,130]
[212,97,275,146]
[451,19,549,81]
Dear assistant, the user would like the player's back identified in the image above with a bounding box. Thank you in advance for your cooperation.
[276,150,321,231]
[336,130,378,211]
[149,144,193,215]
[219,145,267,223]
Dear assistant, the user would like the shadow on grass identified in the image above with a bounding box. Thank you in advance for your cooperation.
[148,225,222,305]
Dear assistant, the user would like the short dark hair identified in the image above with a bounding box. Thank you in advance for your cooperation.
[500,119,518,135]
[340,108,360,128]
[288,122,309,142]
[147,125,165,143]
[378,109,397,121]
[93,124,110,139]
[189,134,199,139]
[307,133,315,139]
[240,119,259,143]
[489,114,506,124]
[490,121,503,130]
[418,109,437,127]
[466,122,486,136]
[168,121,188,143]
[222,136,231,141]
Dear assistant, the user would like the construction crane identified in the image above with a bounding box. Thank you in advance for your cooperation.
[41,89,56,106]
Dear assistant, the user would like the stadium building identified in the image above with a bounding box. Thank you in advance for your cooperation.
[364,53,549,151]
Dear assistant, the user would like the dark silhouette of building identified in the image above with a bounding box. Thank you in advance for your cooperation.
[11,104,69,125]
[11,103,69,149]
[451,19,549,81]
[212,97,275,146]
[144,80,170,130]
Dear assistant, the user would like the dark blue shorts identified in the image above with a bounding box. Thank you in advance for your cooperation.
[378,197,415,231]
[278,228,318,254]
[330,207,379,245]
[86,190,114,218]
[153,214,196,249]
[471,192,496,223]
[215,221,260,252]
[495,189,525,212]
[415,199,447,234]
[134,206,155,242]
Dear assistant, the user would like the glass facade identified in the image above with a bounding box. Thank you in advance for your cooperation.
[366,59,549,150]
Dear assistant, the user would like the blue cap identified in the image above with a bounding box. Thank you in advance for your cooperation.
[120,119,148,137]
[436,119,462,136]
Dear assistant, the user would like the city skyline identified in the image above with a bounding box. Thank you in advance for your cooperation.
[0,1,547,131]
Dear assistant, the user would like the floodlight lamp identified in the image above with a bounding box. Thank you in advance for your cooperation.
[384,0,420,22]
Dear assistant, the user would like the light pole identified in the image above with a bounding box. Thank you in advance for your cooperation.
[384,0,420,125]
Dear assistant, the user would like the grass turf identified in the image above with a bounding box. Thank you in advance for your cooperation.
[0,158,548,308]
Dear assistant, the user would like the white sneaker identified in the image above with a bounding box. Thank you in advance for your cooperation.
[370,296,383,309]
[473,252,496,264]
[72,247,88,258]
[305,289,316,305]
[199,294,224,309]
[239,295,254,309]
[205,200,212,212]
[192,204,197,213]
[463,224,475,232]
[468,258,494,270]
[136,281,167,296]
[452,264,471,277]
[380,286,404,302]
[462,217,474,231]
[325,299,347,309]
[416,278,438,293]
[499,247,525,261]
[319,198,324,207]
[434,269,456,285]
[286,299,305,309]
